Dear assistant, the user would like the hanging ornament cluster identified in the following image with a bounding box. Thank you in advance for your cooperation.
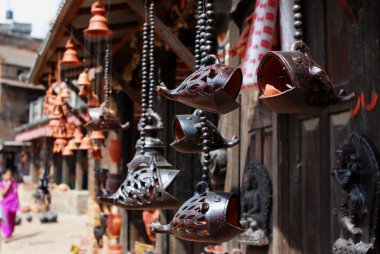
[98,0,180,210]
[151,0,245,243]
[256,0,355,113]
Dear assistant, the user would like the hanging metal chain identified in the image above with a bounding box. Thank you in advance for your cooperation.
[148,0,156,111]
[197,0,215,183]
[140,0,150,154]
[104,42,111,109]
[194,0,204,70]
[293,0,303,41]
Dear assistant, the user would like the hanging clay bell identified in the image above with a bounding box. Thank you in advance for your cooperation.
[87,92,100,108]
[60,38,81,66]
[98,155,181,210]
[73,127,84,144]
[83,0,113,37]
[60,87,71,99]
[91,145,103,159]
[79,135,93,150]
[171,111,239,153]
[90,130,105,140]
[257,41,355,113]
[47,119,59,137]
[151,181,244,243]
[62,146,74,156]
[85,103,130,131]
[157,55,242,114]
[54,138,68,153]
[67,139,78,150]
[77,69,92,97]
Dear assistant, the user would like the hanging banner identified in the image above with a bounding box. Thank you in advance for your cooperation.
[241,0,278,90]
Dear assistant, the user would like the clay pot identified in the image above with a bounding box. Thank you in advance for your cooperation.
[151,181,244,243]
[107,213,122,238]
[171,112,239,153]
[143,210,160,242]
[258,41,355,113]
[108,139,121,164]
[107,244,122,254]
[157,55,242,114]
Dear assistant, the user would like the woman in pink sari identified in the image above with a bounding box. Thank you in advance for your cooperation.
[0,169,19,240]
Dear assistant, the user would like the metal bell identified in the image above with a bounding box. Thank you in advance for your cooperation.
[257,41,355,113]
[79,135,93,150]
[171,111,239,153]
[87,92,100,108]
[97,155,181,210]
[85,103,130,131]
[62,146,74,156]
[60,38,82,66]
[66,139,78,150]
[157,55,242,114]
[83,0,113,37]
[151,181,245,243]
[90,130,105,140]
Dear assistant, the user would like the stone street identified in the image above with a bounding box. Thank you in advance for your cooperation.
[1,213,88,254]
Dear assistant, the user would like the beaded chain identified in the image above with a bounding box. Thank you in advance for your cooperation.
[194,0,215,183]
[293,0,303,41]
[104,42,111,108]
[140,0,150,154]
[140,0,157,154]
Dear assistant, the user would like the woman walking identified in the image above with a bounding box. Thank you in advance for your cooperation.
[0,169,19,241]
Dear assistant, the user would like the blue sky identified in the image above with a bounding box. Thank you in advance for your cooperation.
[0,0,62,38]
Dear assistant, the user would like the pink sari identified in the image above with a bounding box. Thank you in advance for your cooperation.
[0,180,19,238]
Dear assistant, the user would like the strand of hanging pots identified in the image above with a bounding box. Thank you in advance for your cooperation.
[97,0,181,210]
[151,0,245,243]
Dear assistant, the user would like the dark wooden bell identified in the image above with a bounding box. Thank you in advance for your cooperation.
[84,103,130,131]
[171,111,239,153]
[97,155,181,210]
[157,55,242,114]
[83,0,113,37]
[151,181,245,243]
[257,41,355,113]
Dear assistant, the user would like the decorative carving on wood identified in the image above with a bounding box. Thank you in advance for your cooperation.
[331,133,380,254]
[238,161,272,246]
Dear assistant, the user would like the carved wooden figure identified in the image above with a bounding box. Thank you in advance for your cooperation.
[331,133,380,254]
[238,161,272,246]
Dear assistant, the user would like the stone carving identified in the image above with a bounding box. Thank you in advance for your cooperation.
[331,133,380,254]
[238,161,272,246]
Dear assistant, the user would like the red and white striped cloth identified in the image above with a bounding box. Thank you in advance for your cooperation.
[241,0,278,90]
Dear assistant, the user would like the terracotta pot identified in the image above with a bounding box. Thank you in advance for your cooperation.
[108,139,121,164]
[143,210,160,242]
[106,173,123,194]
[107,244,122,254]
[107,213,122,238]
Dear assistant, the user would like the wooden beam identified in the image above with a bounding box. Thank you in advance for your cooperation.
[125,0,195,71]
[112,70,141,104]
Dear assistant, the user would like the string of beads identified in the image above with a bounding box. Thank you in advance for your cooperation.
[140,0,151,154]
[293,0,303,41]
